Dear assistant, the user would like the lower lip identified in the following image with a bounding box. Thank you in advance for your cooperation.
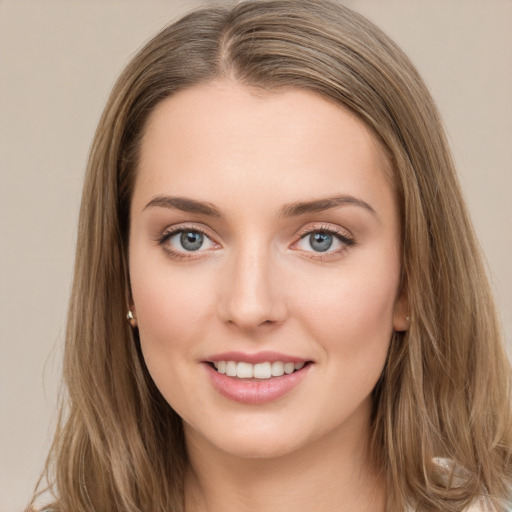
[204,363,311,404]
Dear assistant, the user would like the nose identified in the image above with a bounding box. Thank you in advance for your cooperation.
[217,242,287,333]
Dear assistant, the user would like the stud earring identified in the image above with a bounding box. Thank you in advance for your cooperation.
[127,310,137,328]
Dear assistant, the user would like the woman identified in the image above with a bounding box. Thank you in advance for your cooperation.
[28,0,512,511]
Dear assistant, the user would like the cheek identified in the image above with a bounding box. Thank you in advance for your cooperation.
[132,264,217,349]
[300,261,400,418]
[131,266,219,415]
[128,243,218,393]
[295,252,400,361]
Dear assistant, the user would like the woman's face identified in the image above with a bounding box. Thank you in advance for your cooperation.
[129,80,407,459]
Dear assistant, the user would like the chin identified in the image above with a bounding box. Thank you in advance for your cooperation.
[185,418,309,461]
[220,437,303,460]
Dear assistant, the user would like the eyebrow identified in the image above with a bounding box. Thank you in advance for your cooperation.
[278,195,377,218]
[143,196,223,217]
[143,194,377,218]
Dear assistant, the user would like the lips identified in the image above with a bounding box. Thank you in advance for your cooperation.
[203,351,313,404]
[212,360,306,379]
[206,350,308,364]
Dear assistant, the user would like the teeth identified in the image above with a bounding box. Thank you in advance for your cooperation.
[284,362,295,374]
[226,361,237,377]
[212,360,307,379]
[271,361,284,377]
[236,362,253,379]
[254,362,271,379]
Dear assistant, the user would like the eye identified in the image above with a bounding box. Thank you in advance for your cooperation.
[304,232,336,252]
[175,231,206,251]
[293,226,355,256]
[159,227,218,257]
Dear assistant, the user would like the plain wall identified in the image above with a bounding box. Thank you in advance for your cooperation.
[0,1,510,511]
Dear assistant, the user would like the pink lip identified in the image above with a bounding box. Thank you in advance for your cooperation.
[205,351,308,364]
[204,361,312,405]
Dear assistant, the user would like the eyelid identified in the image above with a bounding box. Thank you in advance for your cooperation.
[294,223,353,241]
[290,223,355,259]
[155,221,354,261]
[157,223,221,258]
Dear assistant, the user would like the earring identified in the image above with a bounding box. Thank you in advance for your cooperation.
[127,310,137,328]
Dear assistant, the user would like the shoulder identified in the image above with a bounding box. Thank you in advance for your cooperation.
[432,458,509,512]
[464,496,512,512]
[407,496,501,512]
[464,497,496,511]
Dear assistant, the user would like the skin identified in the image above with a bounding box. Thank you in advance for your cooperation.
[129,80,408,512]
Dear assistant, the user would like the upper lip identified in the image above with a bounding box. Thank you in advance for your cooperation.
[205,351,310,364]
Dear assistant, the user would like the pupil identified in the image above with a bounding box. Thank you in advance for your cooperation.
[180,231,203,251]
[310,232,332,252]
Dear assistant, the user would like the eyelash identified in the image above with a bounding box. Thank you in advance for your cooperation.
[294,224,355,261]
[157,223,355,261]
[157,225,215,260]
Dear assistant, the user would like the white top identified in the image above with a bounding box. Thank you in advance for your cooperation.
[406,458,500,511]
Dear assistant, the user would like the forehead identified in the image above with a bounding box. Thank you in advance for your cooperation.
[140,81,385,162]
[133,80,396,222]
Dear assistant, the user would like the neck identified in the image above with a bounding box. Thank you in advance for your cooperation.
[183,414,386,512]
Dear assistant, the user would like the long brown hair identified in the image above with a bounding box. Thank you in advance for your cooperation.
[29,1,512,510]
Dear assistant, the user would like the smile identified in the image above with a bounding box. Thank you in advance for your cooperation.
[212,360,306,379]
[203,353,313,404]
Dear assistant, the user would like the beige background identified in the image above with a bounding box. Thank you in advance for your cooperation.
[0,1,510,510]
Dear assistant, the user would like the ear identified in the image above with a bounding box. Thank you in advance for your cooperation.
[392,285,409,332]
[127,305,137,328]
